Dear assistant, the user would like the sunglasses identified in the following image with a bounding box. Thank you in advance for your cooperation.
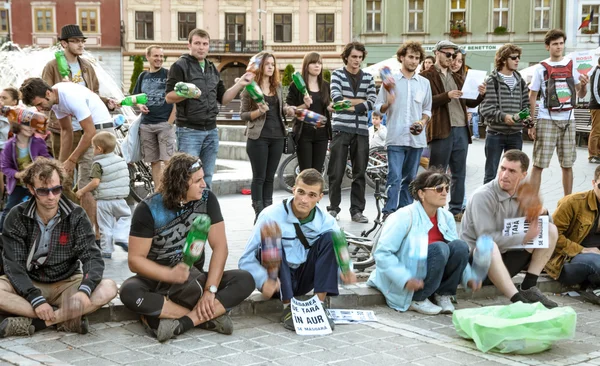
[188,159,203,173]
[423,184,450,193]
[34,185,63,197]
[440,51,458,59]
[508,55,521,60]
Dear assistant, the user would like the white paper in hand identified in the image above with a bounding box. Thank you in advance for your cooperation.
[290,295,333,335]
[461,69,487,100]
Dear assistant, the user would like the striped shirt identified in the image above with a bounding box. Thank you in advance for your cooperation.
[498,72,516,91]
[330,67,377,136]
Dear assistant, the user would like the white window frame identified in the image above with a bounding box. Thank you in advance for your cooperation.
[366,0,382,33]
[449,0,467,23]
[407,0,425,33]
[532,0,551,30]
[579,2,600,34]
[492,0,510,29]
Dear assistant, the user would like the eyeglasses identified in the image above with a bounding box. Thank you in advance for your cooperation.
[439,51,458,59]
[68,39,86,44]
[423,184,450,193]
[188,159,203,173]
[508,55,521,60]
[34,185,63,197]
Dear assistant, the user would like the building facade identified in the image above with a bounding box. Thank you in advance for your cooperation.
[122,0,351,91]
[352,0,567,72]
[565,0,600,51]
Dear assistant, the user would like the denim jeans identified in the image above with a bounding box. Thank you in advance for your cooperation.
[0,186,31,232]
[176,126,219,188]
[558,253,600,287]
[412,240,470,301]
[471,112,480,138]
[383,145,423,214]
[483,131,523,184]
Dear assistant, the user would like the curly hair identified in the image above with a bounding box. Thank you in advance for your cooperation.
[409,168,451,201]
[252,51,281,96]
[396,41,425,63]
[495,44,522,70]
[23,157,65,188]
[159,153,201,210]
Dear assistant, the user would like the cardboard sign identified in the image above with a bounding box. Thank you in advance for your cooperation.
[502,215,549,249]
[290,295,332,335]
[327,309,378,324]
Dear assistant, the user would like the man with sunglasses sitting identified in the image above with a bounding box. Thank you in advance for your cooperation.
[0,157,117,338]
[461,150,559,308]
[546,165,600,304]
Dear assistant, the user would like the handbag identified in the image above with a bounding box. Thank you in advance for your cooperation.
[283,132,296,155]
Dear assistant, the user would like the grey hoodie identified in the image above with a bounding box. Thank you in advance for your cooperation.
[479,70,529,135]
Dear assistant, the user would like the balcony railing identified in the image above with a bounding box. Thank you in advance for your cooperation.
[210,39,261,54]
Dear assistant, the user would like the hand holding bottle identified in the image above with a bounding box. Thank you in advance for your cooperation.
[409,121,424,135]
[175,82,202,99]
[169,263,190,284]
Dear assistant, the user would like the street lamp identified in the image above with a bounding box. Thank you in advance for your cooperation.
[257,0,266,51]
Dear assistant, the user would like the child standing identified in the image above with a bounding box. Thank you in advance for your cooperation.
[76,131,131,258]
[368,112,387,148]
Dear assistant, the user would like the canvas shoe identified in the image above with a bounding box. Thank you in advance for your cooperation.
[433,294,455,314]
[408,298,442,315]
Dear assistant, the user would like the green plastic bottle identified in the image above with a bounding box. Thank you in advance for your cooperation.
[120,93,148,106]
[174,82,202,99]
[55,50,70,81]
[292,72,309,97]
[332,100,352,111]
[182,214,211,267]
[245,81,265,104]
[513,107,530,122]
[332,229,351,273]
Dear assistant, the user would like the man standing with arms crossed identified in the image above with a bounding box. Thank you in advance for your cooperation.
[165,29,253,188]
[528,29,588,195]
[132,46,176,190]
[375,41,432,219]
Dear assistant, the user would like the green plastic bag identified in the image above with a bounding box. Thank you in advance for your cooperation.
[452,302,576,354]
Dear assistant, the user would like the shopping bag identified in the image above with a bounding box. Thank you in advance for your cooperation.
[452,302,576,354]
[121,115,142,163]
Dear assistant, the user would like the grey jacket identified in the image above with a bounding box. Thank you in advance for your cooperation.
[240,86,288,140]
[479,70,528,135]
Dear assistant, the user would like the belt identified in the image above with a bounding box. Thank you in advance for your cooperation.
[95,122,114,130]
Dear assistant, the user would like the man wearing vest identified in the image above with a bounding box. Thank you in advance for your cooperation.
[165,28,254,188]
[588,58,600,164]
[529,29,589,195]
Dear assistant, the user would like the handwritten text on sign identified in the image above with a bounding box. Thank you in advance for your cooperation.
[502,215,549,249]
[290,295,332,335]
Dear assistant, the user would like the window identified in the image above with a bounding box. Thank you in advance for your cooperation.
[178,12,196,41]
[316,14,335,42]
[34,8,54,33]
[274,14,292,42]
[581,5,599,33]
[0,10,7,31]
[226,13,245,41]
[493,0,509,29]
[408,0,424,32]
[135,11,154,40]
[366,0,382,32]
[78,8,98,33]
[533,0,551,29]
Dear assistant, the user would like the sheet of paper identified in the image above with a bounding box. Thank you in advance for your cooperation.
[461,69,487,100]
[290,295,333,335]
[327,309,378,324]
[502,215,549,249]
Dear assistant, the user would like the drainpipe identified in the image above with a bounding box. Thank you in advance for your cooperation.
[349,0,353,42]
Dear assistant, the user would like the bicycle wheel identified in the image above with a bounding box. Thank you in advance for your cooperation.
[365,146,388,189]
[277,154,299,193]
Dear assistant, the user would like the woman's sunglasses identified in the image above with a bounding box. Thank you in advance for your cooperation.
[423,184,450,193]
[34,185,63,196]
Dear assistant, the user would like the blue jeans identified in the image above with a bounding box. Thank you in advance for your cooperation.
[558,253,600,287]
[412,240,470,301]
[471,112,480,138]
[176,127,219,188]
[484,131,523,184]
[383,145,423,214]
[0,186,31,232]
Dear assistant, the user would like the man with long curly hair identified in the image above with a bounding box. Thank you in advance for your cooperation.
[119,153,254,342]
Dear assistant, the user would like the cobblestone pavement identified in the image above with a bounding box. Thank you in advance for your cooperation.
[0,294,599,365]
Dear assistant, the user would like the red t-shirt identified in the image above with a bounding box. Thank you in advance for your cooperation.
[428,214,444,245]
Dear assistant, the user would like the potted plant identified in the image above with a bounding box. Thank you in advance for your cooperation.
[494,26,508,35]
[450,20,467,38]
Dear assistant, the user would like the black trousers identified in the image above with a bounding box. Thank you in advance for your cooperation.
[296,126,329,172]
[246,137,284,203]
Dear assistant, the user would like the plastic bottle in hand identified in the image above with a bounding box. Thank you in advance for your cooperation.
[513,107,533,128]
[332,100,352,111]
[332,229,352,273]
[409,121,424,135]
[113,114,126,127]
[0,106,48,134]
[472,235,493,282]
[292,72,309,97]
[247,54,263,73]
[517,182,542,223]
[380,66,396,95]
[260,221,282,280]
[174,82,202,99]
[55,50,70,82]
[295,108,326,128]
[245,81,265,104]
[120,93,148,106]
[182,214,211,267]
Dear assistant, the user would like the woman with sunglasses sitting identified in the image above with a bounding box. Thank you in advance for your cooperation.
[367,169,480,315]
[0,120,50,231]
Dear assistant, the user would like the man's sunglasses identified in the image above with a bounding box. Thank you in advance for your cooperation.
[423,184,450,193]
[188,159,203,173]
[35,185,63,196]
[440,51,458,59]
[508,55,521,60]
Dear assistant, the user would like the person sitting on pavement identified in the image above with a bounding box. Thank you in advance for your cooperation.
[0,157,117,338]
[239,168,357,331]
[119,153,255,342]
[461,149,559,308]
[546,165,600,303]
[368,112,387,148]
[368,168,478,315]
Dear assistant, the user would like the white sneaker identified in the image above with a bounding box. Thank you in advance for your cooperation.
[408,298,442,315]
[434,294,455,314]
[471,136,480,140]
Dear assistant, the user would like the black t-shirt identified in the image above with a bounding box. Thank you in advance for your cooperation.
[129,190,224,270]
[133,68,174,124]
[344,68,361,94]
[260,94,284,138]
[580,212,600,248]
[301,90,329,140]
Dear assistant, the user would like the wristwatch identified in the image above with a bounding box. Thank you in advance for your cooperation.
[207,285,218,294]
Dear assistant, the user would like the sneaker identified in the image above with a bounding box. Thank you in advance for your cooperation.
[0,317,35,338]
[433,294,455,314]
[351,212,368,223]
[57,316,89,334]
[517,285,558,309]
[589,156,600,164]
[281,306,295,331]
[453,212,464,222]
[408,298,442,315]
[579,287,600,306]
[140,315,157,337]
[198,314,233,335]
[115,242,129,252]
[101,252,112,259]
[156,319,180,342]
[328,210,339,220]
[472,136,480,140]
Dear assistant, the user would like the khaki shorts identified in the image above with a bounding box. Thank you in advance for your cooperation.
[0,273,83,306]
[532,118,577,169]
[140,122,176,163]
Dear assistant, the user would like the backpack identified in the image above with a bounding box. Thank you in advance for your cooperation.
[540,60,576,112]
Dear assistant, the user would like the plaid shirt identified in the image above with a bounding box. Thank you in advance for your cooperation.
[2,196,104,309]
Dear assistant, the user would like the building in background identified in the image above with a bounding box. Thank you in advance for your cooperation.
[565,0,600,52]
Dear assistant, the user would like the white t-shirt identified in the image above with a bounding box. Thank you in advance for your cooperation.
[51,82,112,126]
[369,124,387,148]
[529,58,580,120]
[66,62,87,132]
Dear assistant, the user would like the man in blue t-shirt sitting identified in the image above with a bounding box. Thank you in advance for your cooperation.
[132,45,176,190]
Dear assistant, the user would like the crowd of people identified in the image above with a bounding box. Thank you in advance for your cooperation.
[0,23,598,343]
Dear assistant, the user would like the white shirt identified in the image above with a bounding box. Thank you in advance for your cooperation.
[369,124,387,148]
[529,58,580,120]
[51,82,112,126]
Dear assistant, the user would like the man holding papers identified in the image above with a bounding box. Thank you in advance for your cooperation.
[461,150,559,308]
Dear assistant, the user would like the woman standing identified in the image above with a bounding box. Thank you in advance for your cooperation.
[286,52,332,172]
[241,52,293,221]
[0,88,20,207]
